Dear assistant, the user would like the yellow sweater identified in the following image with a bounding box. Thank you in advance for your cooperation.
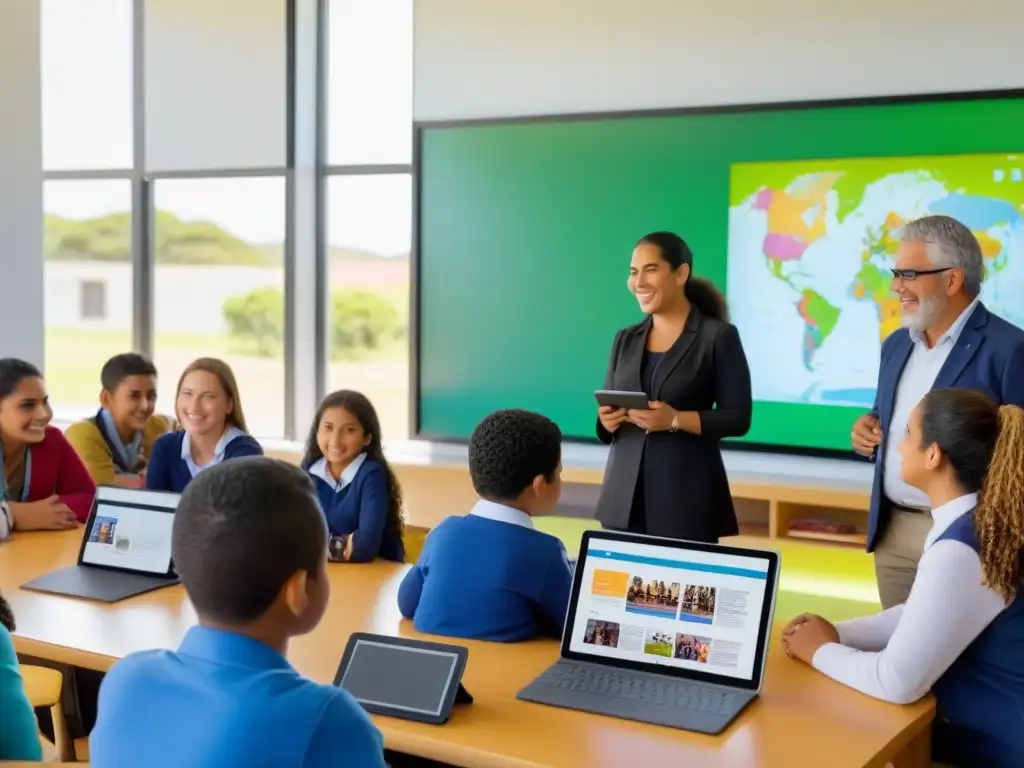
[65,414,171,487]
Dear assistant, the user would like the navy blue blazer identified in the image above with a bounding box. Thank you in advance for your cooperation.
[866,303,1024,551]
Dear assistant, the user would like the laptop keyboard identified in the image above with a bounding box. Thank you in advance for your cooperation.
[538,662,739,715]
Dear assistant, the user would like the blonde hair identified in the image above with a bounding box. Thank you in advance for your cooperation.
[977,404,1024,602]
[175,357,249,434]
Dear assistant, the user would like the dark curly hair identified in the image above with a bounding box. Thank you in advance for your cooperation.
[0,590,14,632]
[301,390,404,537]
[469,409,562,501]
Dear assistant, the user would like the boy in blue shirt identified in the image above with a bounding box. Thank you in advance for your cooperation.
[89,457,386,768]
[397,409,573,642]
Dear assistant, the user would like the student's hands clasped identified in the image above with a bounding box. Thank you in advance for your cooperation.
[9,495,79,531]
[781,613,839,664]
[851,414,882,457]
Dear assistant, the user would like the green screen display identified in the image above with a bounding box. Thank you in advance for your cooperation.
[417,95,1024,451]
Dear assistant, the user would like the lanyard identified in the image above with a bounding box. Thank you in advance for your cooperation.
[99,409,143,472]
[0,443,32,504]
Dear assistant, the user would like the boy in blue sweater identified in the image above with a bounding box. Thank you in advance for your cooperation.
[397,409,573,642]
[90,457,386,768]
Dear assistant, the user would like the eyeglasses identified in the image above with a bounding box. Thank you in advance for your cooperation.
[890,267,951,281]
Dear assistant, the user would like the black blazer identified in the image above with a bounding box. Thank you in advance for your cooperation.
[595,309,753,541]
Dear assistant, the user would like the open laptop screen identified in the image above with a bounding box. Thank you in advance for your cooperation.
[565,533,774,686]
[80,487,180,576]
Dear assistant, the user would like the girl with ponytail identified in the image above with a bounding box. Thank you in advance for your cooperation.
[783,388,1024,767]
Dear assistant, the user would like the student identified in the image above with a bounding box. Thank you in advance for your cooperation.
[145,358,262,493]
[397,409,572,642]
[65,353,171,487]
[0,591,43,762]
[0,358,95,530]
[301,390,404,563]
[783,388,1024,768]
[89,457,386,767]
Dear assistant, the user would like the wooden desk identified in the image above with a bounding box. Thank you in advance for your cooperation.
[2,530,932,768]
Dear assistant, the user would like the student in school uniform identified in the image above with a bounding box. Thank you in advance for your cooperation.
[0,358,95,531]
[301,390,404,563]
[145,358,262,493]
[89,457,386,768]
[0,590,42,762]
[397,409,573,642]
[783,388,1024,768]
[65,353,172,487]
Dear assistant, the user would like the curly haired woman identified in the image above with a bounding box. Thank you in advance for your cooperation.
[782,388,1024,768]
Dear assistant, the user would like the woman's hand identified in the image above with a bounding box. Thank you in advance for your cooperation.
[628,402,677,432]
[781,614,839,664]
[598,406,629,434]
[9,496,79,531]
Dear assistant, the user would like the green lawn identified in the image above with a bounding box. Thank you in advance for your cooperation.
[44,327,411,440]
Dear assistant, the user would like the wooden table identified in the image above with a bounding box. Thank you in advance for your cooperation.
[1,530,933,768]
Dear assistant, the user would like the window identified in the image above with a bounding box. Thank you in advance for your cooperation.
[41,0,133,170]
[144,0,287,172]
[326,175,412,440]
[327,0,413,165]
[44,180,133,420]
[152,177,287,438]
[80,281,108,320]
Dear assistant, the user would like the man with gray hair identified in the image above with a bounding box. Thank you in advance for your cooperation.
[851,214,1024,608]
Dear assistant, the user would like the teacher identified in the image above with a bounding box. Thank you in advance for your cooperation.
[595,232,753,542]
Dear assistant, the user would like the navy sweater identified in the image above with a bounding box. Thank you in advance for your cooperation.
[931,511,1024,768]
[145,431,264,494]
[397,514,573,642]
[306,458,404,564]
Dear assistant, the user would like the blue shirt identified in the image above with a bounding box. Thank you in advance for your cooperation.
[0,624,41,762]
[930,511,1024,768]
[145,429,263,493]
[89,626,386,768]
[305,455,404,564]
[397,500,573,642]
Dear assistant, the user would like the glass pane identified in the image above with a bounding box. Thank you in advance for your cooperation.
[153,177,286,438]
[42,0,133,171]
[328,0,413,165]
[44,180,133,421]
[326,175,412,440]
[144,0,287,172]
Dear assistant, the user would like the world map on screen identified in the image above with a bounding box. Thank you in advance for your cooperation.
[726,153,1024,409]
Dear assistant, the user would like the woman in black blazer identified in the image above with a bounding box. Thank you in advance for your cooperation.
[596,231,753,542]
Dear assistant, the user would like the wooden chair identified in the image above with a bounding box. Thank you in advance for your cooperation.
[21,664,74,761]
[403,526,429,564]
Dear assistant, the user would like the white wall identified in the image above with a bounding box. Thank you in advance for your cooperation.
[0,1,44,367]
[414,0,1024,120]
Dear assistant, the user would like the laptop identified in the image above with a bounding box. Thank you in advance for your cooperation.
[517,529,779,734]
[22,486,182,603]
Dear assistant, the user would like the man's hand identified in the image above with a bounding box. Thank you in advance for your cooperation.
[851,414,882,458]
[9,495,78,531]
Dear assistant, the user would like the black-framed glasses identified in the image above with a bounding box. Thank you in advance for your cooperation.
[890,267,951,281]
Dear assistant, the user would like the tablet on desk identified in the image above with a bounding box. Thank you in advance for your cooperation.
[334,633,472,725]
[595,389,649,410]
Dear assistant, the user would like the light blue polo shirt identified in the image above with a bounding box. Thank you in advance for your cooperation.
[89,626,386,768]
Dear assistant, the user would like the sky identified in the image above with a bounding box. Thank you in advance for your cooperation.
[41,0,413,256]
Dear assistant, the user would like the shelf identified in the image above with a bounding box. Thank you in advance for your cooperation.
[786,529,867,547]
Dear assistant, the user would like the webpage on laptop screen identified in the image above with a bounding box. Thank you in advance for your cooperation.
[81,502,174,575]
[568,539,769,681]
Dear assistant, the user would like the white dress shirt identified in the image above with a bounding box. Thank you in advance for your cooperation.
[181,426,246,478]
[811,493,1005,703]
[882,299,980,508]
[0,502,11,541]
[469,499,535,529]
[307,453,366,492]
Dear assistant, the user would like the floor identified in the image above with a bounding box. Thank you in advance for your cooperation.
[535,517,881,623]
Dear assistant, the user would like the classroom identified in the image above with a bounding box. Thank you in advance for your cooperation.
[3,0,1024,766]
